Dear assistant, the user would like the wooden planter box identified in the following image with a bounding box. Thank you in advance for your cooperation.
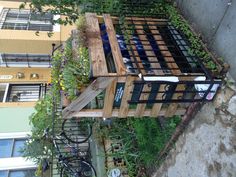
[62,13,221,119]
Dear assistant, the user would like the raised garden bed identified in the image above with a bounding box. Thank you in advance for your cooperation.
[62,13,222,119]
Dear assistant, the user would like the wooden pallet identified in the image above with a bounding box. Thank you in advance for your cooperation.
[62,13,219,119]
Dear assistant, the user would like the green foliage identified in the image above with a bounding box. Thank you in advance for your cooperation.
[95,116,181,176]
[159,3,218,72]
[22,44,63,165]
[76,15,87,46]
[59,45,90,100]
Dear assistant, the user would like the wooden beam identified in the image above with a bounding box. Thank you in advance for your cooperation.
[85,13,108,77]
[71,108,186,117]
[103,78,117,118]
[118,76,136,118]
[103,14,127,75]
[62,77,115,118]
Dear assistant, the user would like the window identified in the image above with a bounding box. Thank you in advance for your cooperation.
[0,84,8,102]
[0,139,26,158]
[0,169,36,177]
[0,53,51,67]
[6,84,46,102]
[0,8,53,31]
[0,84,46,103]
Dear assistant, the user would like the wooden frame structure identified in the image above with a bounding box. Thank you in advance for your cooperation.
[62,13,221,119]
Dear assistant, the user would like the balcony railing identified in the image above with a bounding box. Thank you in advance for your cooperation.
[0,53,51,67]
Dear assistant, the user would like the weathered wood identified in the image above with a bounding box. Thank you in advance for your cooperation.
[150,84,165,117]
[62,77,115,118]
[129,39,146,75]
[85,13,108,77]
[103,78,117,118]
[70,108,186,117]
[135,84,152,117]
[103,14,127,75]
[118,76,136,118]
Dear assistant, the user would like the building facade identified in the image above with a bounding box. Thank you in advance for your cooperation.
[0,107,36,176]
[0,1,75,176]
[0,0,74,108]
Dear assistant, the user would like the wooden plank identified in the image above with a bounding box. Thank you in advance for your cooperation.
[135,84,151,117]
[147,21,185,117]
[62,77,115,119]
[118,76,136,118]
[134,23,162,75]
[150,84,165,117]
[103,78,117,118]
[129,39,146,75]
[71,108,186,117]
[103,14,127,75]
[85,13,108,77]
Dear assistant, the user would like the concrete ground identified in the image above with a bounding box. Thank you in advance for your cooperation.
[176,0,236,80]
[152,76,236,177]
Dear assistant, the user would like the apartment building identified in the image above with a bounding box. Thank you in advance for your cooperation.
[0,1,74,175]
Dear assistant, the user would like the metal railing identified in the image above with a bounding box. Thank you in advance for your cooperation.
[128,79,221,104]
[1,53,52,67]
[50,93,96,177]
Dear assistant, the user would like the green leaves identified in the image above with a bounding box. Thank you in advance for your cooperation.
[164,4,217,72]
[95,116,181,176]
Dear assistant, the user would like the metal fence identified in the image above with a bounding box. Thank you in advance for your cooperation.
[1,53,52,67]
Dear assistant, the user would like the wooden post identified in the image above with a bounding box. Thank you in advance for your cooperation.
[103,78,117,118]
[118,76,136,118]
[70,108,186,118]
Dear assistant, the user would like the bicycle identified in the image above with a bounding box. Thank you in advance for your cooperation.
[61,117,92,144]
[48,93,96,177]
[44,127,97,177]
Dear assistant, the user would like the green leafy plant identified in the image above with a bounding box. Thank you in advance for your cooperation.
[161,3,218,72]
[76,15,87,46]
[59,45,90,100]
[95,116,181,176]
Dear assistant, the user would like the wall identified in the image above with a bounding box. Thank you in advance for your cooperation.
[0,107,34,133]
[0,0,75,54]
[0,67,51,83]
[176,0,236,80]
